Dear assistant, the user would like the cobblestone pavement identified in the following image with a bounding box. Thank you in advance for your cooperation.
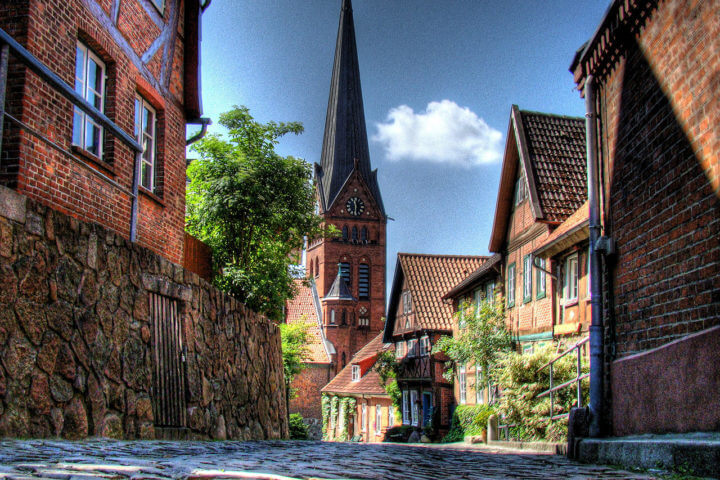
[0,439,662,480]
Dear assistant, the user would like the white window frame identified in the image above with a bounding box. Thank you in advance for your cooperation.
[361,403,367,432]
[402,390,410,425]
[507,263,516,307]
[395,340,405,359]
[402,290,412,314]
[375,404,382,435]
[536,257,546,299]
[407,339,417,358]
[564,253,579,304]
[351,365,360,382]
[388,405,394,426]
[485,281,495,304]
[523,254,533,302]
[419,336,430,357]
[135,95,157,192]
[73,41,105,159]
[514,174,527,206]
[476,365,485,404]
[410,390,418,426]
[459,364,467,405]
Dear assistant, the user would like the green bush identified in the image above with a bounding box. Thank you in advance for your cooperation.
[493,343,589,442]
[442,404,495,443]
[289,413,309,440]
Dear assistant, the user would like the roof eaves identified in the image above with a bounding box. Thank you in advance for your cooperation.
[489,108,520,253]
[513,107,544,221]
[383,257,404,343]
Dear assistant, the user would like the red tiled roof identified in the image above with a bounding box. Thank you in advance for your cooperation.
[321,333,391,396]
[521,110,587,223]
[285,279,331,364]
[398,254,487,332]
[444,253,503,300]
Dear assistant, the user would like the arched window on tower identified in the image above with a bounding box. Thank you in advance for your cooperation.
[361,227,367,242]
[341,352,346,369]
[339,262,351,287]
[315,257,319,277]
[309,259,313,277]
[359,264,370,300]
[330,309,336,325]
[352,226,358,242]
[342,225,348,241]
[341,309,347,325]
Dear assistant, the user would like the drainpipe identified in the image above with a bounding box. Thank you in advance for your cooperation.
[585,75,604,438]
[186,117,212,146]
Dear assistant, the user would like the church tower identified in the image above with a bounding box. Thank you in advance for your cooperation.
[307,0,387,374]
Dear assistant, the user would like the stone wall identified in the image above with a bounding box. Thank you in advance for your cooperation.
[0,185,288,439]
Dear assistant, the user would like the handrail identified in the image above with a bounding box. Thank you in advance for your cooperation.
[0,27,143,242]
[537,336,589,423]
[0,28,141,153]
[538,336,589,372]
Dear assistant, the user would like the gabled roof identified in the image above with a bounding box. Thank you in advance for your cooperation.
[285,279,332,364]
[383,254,487,342]
[489,106,587,252]
[316,0,385,216]
[321,333,391,396]
[533,201,589,259]
[443,253,503,300]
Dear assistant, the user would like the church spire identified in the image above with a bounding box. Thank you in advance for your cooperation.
[316,0,385,216]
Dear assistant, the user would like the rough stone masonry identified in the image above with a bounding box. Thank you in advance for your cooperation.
[0,185,288,440]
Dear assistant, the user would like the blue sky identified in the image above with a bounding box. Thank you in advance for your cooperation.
[195,0,609,293]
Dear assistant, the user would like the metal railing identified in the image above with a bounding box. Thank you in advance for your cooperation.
[0,27,143,241]
[537,336,589,421]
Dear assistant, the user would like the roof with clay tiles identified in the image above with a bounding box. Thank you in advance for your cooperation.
[321,333,391,396]
[285,279,331,364]
[521,110,587,223]
[383,254,487,341]
[490,106,587,252]
[533,201,590,258]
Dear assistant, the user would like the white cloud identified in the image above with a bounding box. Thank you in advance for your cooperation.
[372,100,503,168]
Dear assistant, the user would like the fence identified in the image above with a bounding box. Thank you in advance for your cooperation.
[183,232,213,282]
[496,337,589,440]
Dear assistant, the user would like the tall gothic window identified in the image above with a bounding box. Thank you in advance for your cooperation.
[342,225,348,241]
[358,264,370,300]
[339,262,351,287]
[361,227,368,242]
[352,226,358,242]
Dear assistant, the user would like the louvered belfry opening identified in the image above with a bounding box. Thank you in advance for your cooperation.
[150,292,188,428]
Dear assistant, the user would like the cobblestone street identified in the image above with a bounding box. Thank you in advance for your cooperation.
[0,440,662,480]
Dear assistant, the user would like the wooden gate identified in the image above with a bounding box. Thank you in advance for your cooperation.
[150,293,187,428]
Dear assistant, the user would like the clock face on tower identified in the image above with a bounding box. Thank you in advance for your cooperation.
[346,197,365,216]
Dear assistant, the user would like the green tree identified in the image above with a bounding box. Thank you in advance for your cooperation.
[186,106,324,319]
[279,319,311,422]
[433,300,512,389]
[373,349,402,413]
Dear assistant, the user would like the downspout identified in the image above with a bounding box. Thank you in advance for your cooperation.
[186,117,212,146]
[585,75,604,438]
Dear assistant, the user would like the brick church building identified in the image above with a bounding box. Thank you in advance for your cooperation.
[285,0,387,427]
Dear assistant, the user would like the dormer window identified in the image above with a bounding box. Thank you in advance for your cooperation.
[352,365,360,381]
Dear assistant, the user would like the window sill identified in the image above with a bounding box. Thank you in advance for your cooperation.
[71,145,114,176]
[564,299,579,308]
[139,186,165,207]
[536,292,546,300]
[523,297,532,304]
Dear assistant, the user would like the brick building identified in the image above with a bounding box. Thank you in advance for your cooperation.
[321,334,395,443]
[0,0,208,265]
[488,106,587,350]
[383,253,486,436]
[286,0,387,427]
[570,0,720,436]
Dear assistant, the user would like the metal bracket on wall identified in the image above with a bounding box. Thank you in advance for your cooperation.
[595,236,615,256]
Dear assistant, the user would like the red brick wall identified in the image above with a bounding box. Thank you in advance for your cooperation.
[289,363,332,420]
[587,0,720,357]
[0,0,189,265]
[504,197,554,336]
